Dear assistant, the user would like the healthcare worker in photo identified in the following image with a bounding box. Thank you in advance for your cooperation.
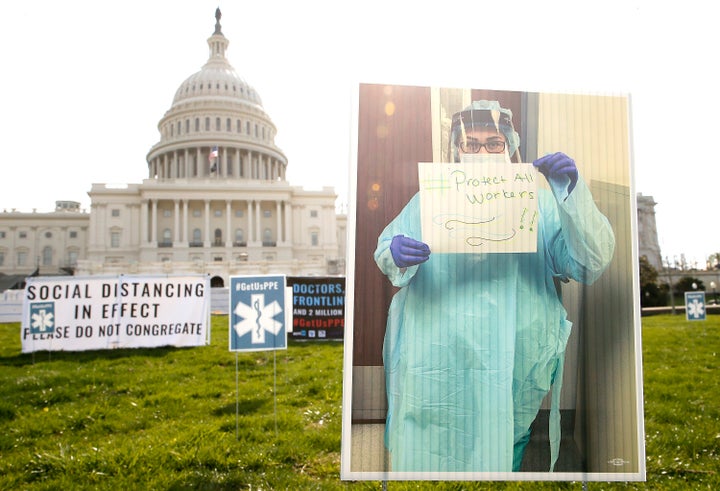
[374,100,615,472]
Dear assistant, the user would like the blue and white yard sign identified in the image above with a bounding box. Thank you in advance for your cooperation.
[685,291,706,321]
[229,275,287,351]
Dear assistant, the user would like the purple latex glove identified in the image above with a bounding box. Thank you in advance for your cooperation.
[390,235,431,268]
[533,152,579,195]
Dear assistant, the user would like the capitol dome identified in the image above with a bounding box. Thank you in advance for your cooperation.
[146,8,287,182]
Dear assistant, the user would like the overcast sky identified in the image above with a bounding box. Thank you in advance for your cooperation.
[1,0,718,267]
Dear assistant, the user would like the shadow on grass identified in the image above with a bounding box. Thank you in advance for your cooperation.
[0,345,182,367]
[212,398,270,417]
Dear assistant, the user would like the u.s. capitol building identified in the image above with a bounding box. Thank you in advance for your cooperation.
[0,10,345,288]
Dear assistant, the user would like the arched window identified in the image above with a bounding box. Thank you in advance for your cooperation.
[263,228,273,245]
[162,228,172,246]
[192,228,202,242]
[214,228,222,246]
[235,228,244,243]
[226,118,231,131]
[195,118,200,132]
[215,117,221,131]
[205,117,210,131]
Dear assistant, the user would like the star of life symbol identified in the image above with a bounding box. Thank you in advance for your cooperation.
[233,293,283,343]
[30,304,55,334]
[687,298,705,319]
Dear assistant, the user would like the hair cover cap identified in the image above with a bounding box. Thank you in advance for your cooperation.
[449,100,520,162]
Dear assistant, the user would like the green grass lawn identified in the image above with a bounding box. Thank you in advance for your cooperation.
[1,315,718,490]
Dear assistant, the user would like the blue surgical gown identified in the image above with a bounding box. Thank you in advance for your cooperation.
[374,177,615,473]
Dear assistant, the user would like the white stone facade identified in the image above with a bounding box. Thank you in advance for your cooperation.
[0,11,346,287]
[637,193,663,271]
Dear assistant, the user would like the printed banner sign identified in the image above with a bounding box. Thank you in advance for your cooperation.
[22,275,210,353]
[419,160,538,253]
[287,276,345,339]
[685,291,706,321]
[229,275,287,352]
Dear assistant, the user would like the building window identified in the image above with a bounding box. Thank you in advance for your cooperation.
[193,209,201,218]
[162,228,172,242]
[111,232,121,248]
[235,210,243,217]
[0,231,5,239]
[255,124,259,137]
[263,210,272,218]
[69,231,77,239]
[192,228,202,242]
[235,228,244,244]
[214,228,222,246]
[226,118,231,132]
[237,119,241,133]
[205,117,210,131]
[310,210,318,218]
[68,251,78,266]
[214,210,222,217]
[0,252,4,266]
[246,121,250,134]
[17,251,27,266]
[195,118,200,132]
[111,209,120,217]
[42,246,52,266]
[263,228,272,242]
[311,231,319,246]
[177,121,182,135]
[216,117,221,131]
[186,119,190,133]
[19,231,27,239]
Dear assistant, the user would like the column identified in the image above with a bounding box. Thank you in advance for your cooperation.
[204,200,210,246]
[255,200,261,244]
[284,200,292,245]
[235,148,241,178]
[151,199,158,244]
[275,200,282,243]
[197,147,203,177]
[247,200,254,243]
[173,200,180,243]
[225,200,232,247]
[140,200,149,244]
[182,199,189,244]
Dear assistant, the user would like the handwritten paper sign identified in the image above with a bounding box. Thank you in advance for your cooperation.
[418,160,539,253]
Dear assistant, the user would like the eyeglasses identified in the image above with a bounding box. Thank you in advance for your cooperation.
[458,139,506,154]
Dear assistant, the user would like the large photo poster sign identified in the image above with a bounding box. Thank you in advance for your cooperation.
[287,276,345,340]
[341,84,644,482]
[21,275,210,353]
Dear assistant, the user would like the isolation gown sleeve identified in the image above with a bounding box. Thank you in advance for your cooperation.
[373,193,423,288]
[543,175,615,285]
